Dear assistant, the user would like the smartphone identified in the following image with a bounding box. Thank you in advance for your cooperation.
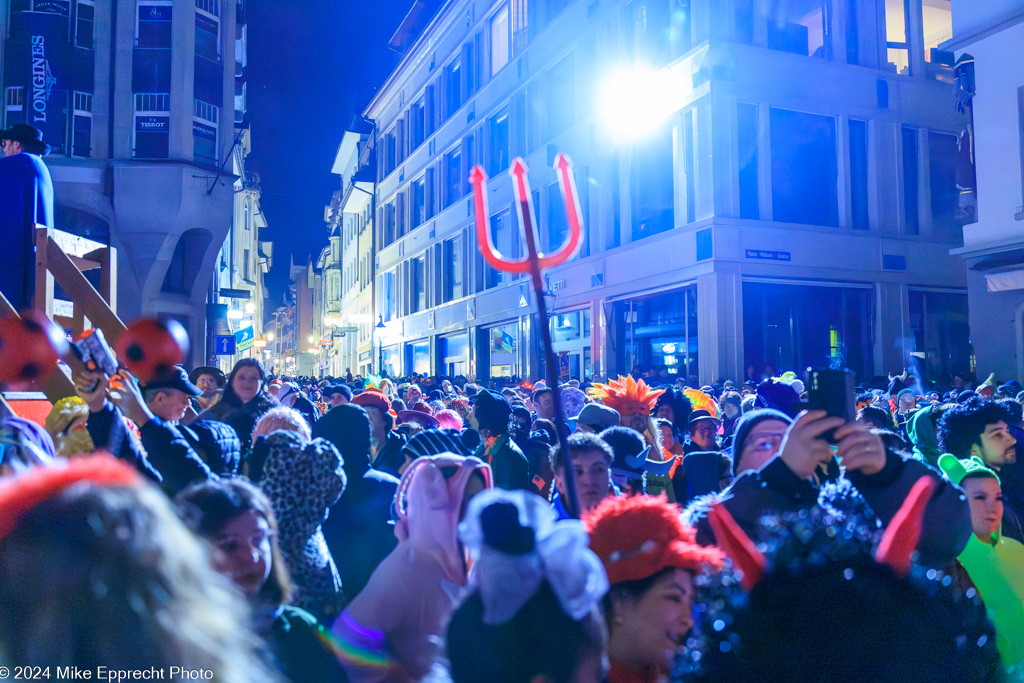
[806,368,856,442]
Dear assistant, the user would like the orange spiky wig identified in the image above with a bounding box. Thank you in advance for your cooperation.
[586,375,665,417]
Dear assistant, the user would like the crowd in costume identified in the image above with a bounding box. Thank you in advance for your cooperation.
[2,313,1024,682]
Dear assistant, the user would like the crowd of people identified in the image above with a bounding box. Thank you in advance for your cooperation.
[2,353,1024,682]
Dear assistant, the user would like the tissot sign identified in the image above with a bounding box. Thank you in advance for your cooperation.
[13,11,68,154]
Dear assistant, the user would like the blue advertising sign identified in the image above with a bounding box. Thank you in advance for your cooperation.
[214,335,237,356]
[558,352,570,380]
[234,326,255,352]
[136,115,169,133]
[192,121,217,140]
[745,249,791,262]
[20,11,70,154]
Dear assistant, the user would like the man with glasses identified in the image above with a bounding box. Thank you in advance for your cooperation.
[683,406,971,572]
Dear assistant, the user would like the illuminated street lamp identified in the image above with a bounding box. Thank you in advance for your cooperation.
[597,65,692,142]
[376,315,386,376]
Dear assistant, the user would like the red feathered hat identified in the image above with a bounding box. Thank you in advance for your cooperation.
[583,495,723,585]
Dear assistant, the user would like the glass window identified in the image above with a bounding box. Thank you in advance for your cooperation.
[412,99,425,150]
[885,0,910,74]
[902,126,919,234]
[134,93,170,159]
[490,4,510,76]
[737,102,759,220]
[445,146,463,207]
[488,112,510,175]
[72,91,93,158]
[622,287,698,385]
[849,119,869,229]
[485,209,515,289]
[411,254,428,313]
[551,311,583,343]
[4,87,24,127]
[195,10,220,61]
[743,281,873,380]
[631,121,675,240]
[409,340,431,375]
[929,131,960,239]
[545,180,568,253]
[137,3,173,48]
[77,0,95,49]
[512,0,529,54]
[193,99,219,166]
[445,59,462,120]
[908,290,971,384]
[442,334,470,378]
[379,270,396,322]
[923,0,952,64]
[443,234,465,302]
[411,178,426,229]
[767,0,831,58]
[545,55,575,139]
[770,107,838,227]
[488,323,519,378]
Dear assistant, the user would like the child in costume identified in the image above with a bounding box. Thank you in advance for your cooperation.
[939,454,1024,675]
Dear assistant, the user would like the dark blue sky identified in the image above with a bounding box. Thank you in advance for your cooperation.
[246,0,410,303]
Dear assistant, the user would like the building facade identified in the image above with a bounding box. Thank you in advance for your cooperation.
[210,128,272,370]
[2,0,243,365]
[365,0,973,387]
[947,2,1024,381]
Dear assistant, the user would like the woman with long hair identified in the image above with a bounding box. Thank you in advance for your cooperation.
[0,456,276,681]
[199,358,276,463]
[176,478,346,683]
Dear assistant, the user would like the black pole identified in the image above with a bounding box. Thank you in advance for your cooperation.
[519,197,579,519]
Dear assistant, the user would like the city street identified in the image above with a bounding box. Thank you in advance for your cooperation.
[1,1,1024,681]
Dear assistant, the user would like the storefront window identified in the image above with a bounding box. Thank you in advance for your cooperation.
[441,333,470,378]
[381,345,401,378]
[550,310,591,380]
[408,339,430,375]
[488,323,519,378]
[908,290,971,386]
[743,281,873,381]
[622,287,698,384]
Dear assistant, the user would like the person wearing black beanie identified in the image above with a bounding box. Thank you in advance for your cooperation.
[468,390,530,490]
[729,409,794,477]
[311,404,399,603]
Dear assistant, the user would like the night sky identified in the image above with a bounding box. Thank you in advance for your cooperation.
[246,0,410,305]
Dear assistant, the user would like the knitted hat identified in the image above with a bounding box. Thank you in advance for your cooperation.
[583,495,723,585]
[560,387,587,419]
[729,409,793,475]
[474,389,512,426]
[938,454,1000,486]
[402,428,472,462]
[756,379,801,417]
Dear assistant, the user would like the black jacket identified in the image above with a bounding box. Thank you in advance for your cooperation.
[312,407,399,602]
[474,434,530,491]
[180,419,241,475]
[198,393,277,464]
[370,430,407,479]
[87,403,215,497]
[684,449,971,570]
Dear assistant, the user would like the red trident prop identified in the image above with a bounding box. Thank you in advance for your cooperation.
[471,154,584,516]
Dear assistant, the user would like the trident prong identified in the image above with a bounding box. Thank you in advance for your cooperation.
[469,154,585,518]
[470,155,584,274]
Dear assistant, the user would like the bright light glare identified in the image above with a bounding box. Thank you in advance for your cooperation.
[227,309,244,320]
[349,313,371,323]
[245,302,256,314]
[598,66,686,141]
[266,331,275,341]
